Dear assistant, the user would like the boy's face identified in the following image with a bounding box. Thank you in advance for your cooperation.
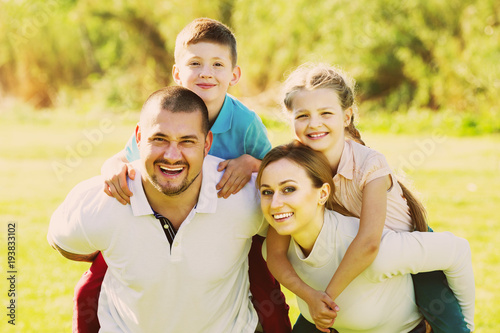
[173,42,241,112]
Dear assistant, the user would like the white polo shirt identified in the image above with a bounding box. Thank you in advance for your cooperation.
[48,155,267,333]
[285,210,475,333]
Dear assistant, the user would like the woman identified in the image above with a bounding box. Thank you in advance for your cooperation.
[257,142,475,333]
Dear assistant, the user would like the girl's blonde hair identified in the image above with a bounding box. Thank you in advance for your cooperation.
[282,63,428,232]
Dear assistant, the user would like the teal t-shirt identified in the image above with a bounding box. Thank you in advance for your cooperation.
[125,94,272,162]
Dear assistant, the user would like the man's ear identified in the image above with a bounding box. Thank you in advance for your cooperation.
[229,65,241,87]
[344,107,353,127]
[204,131,213,156]
[135,123,141,148]
[172,64,182,86]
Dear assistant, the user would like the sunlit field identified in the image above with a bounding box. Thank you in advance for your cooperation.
[1,110,498,332]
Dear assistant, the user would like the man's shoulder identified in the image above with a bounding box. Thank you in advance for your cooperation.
[66,175,106,200]
[61,175,129,217]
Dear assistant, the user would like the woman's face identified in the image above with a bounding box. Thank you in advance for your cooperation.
[259,158,328,237]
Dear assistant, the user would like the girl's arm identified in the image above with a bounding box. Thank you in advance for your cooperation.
[325,175,391,300]
[266,227,338,332]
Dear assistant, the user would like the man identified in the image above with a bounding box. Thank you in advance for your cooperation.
[48,86,267,332]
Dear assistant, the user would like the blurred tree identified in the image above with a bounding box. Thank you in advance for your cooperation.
[0,0,498,123]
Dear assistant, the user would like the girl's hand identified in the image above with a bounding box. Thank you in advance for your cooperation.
[304,289,339,332]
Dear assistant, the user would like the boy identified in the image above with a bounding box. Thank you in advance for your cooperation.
[74,18,291,333]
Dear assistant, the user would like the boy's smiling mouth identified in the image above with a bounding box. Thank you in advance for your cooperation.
[196,83,216,89]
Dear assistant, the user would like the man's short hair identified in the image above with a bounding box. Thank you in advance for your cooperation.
[174,18,237,68]
[141,86,210,135]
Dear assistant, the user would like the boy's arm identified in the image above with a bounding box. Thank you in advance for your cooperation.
[102,149,136,205]
[325,175,389,300]
[216,154,260,198]
[216,109,271,198]
[266,227,338,332]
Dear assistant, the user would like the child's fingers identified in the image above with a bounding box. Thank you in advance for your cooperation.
[105,180,129,205]
[127,164,136,181]
[315,324,332,333]
[228,175,251,197]
[104,183,113,197]
[217,160,230,172]
[118,172,134,197]
[216,169,231,191]
[315,321,334,333]
[219,174,248,198]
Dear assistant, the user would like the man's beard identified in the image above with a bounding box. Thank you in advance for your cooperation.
[150,167,201,197]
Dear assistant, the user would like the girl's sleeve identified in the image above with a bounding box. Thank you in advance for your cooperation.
[359,152,393,190]
[368,230,475,331]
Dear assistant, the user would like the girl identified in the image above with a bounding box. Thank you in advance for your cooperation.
[258,142,474,333]
[266,64,469,332]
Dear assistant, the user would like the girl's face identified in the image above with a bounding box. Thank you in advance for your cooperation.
[291,88,352,155]
[259,158,328,237]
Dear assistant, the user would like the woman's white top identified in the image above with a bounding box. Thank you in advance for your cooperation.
[287,210,475,333]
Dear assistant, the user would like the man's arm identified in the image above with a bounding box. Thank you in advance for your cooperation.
[48,235,99,262]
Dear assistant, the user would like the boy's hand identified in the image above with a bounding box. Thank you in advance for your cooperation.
[102,152,135,205]
[216,154,261,199]
[304,289,339,332]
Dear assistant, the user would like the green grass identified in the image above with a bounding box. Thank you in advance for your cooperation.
[0,109,499,332]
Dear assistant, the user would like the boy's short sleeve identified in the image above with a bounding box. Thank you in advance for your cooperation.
[124,132,140,162]
[359,152,392,190]
[244,117,272,160]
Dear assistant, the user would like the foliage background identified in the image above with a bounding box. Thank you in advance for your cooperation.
[1,0,499,133]
[0,0,499,332]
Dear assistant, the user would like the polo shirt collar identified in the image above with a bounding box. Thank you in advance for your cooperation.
[209,94,232,134]
[194,156,219,214]
[128,159,219,217]
[128,165,154,217]
[336,140,354,180]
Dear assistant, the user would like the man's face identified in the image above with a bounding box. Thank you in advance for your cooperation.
[137,107,212,197]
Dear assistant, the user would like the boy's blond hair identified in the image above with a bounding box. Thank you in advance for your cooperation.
[174,18,237,68]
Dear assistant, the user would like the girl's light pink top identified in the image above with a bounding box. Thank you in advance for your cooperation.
[332,140,413,232]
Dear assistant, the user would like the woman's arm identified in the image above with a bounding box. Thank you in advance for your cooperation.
[325,175,390,300]
[372,230,475,331]
[266,227,338,332]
